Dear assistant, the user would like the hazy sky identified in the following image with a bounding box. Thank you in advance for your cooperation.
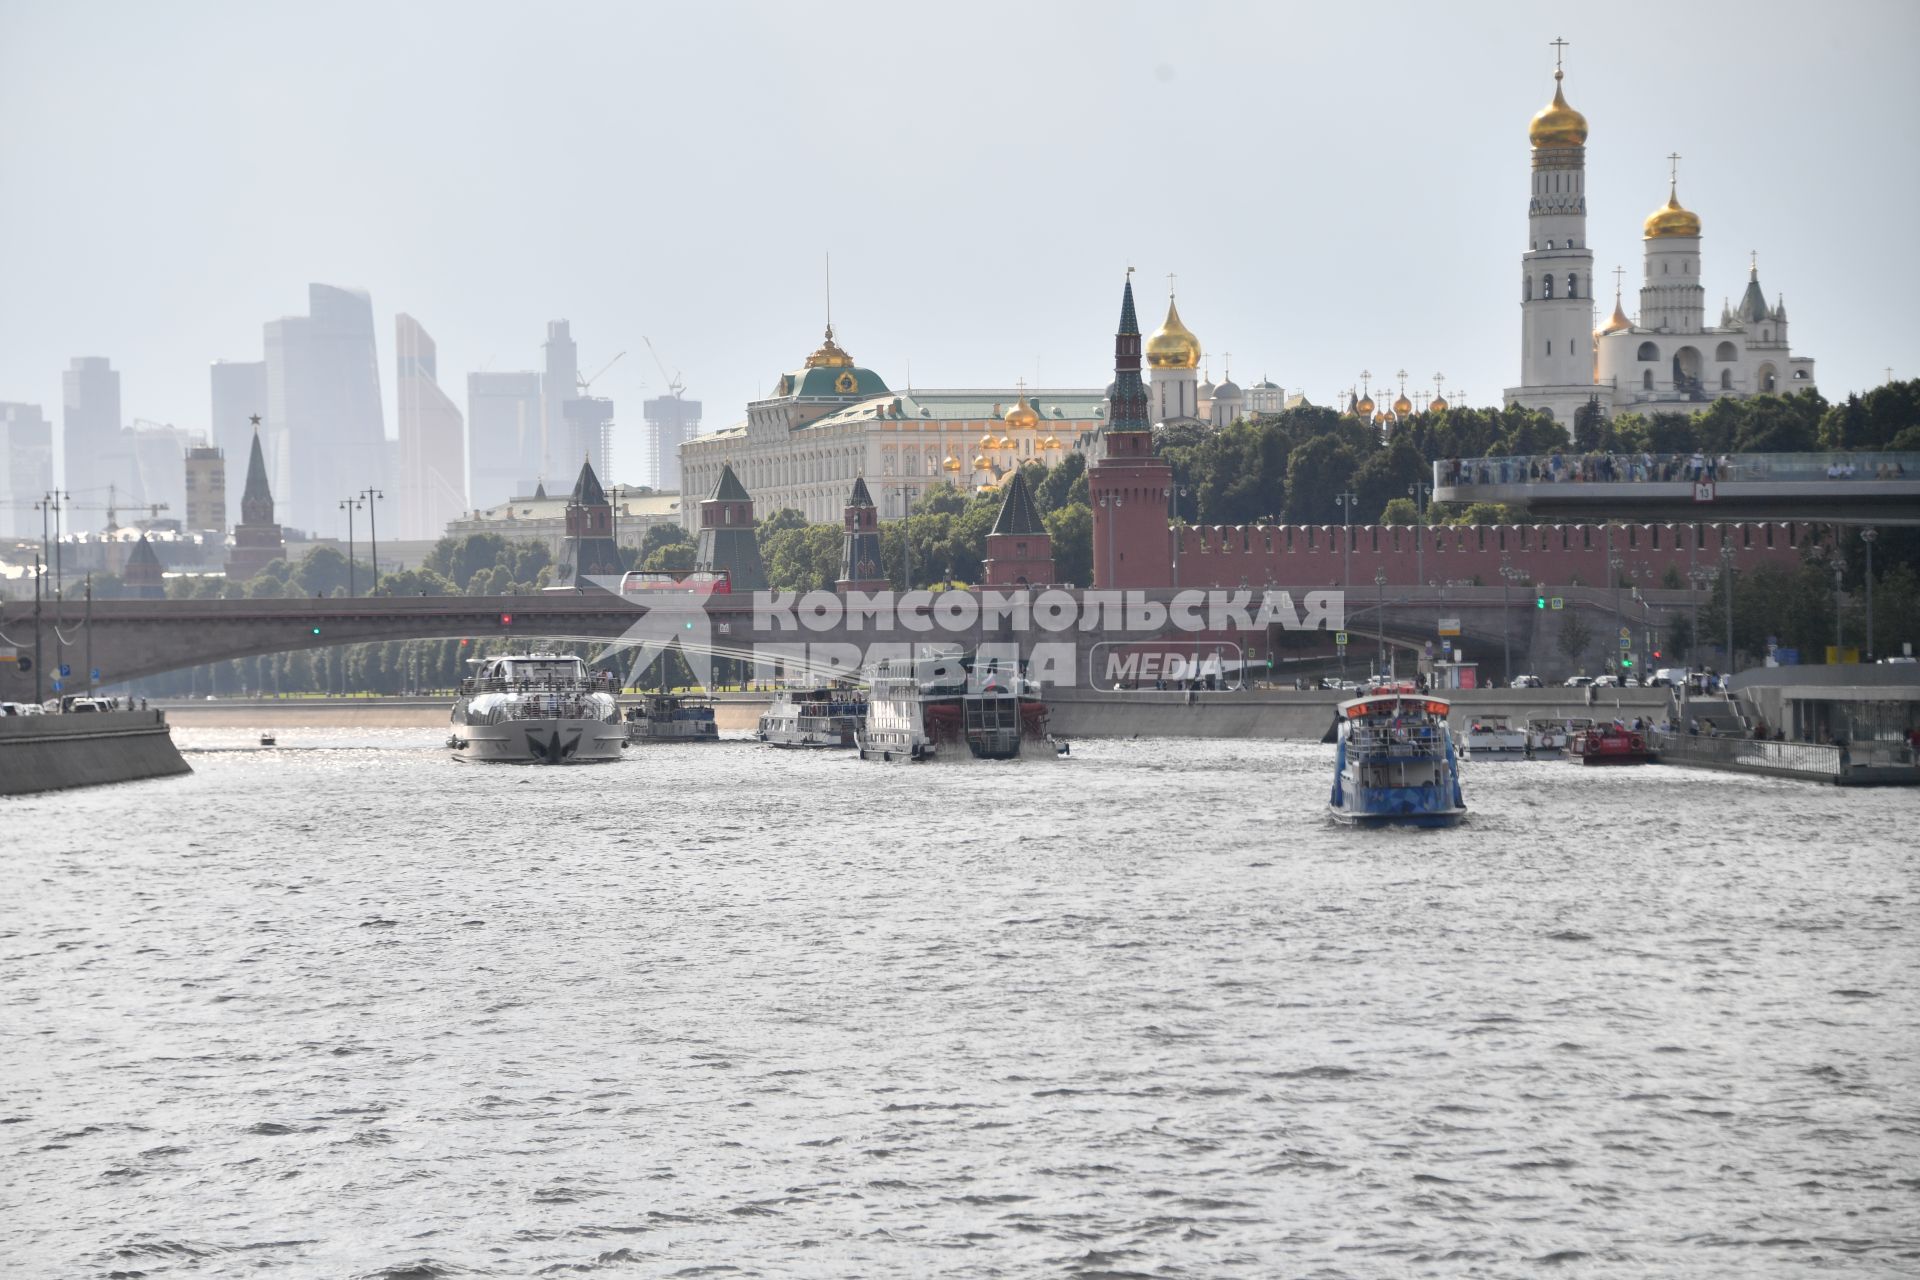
[4,0,1916,489]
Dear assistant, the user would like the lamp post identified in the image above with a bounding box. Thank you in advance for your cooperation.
[901,485,920,589]
[1408,481,1430,585]
[32,553,43,704]
[1335,490,1358,592]
[1607,553,1626,674]
[1862,528,1878,661]
[340,496,363,598]
[1098,492,1124,588]
[1169,483,1189,589]
[1720,543,1737,675]
[360,488,384,595]
[1374,567,1388,676]
[1831,555,1845,660]
[1499,559,1528,684]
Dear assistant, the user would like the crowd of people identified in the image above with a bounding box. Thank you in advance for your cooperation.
[1440,451,1906,487]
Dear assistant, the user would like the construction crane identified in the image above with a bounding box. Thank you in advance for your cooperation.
[644,336,686,399]
[67,484,169,533]
[577,351,626,395]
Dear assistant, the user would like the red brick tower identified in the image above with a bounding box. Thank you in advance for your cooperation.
[1089,274,1173,589]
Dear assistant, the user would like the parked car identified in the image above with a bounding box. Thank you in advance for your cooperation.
[1563,676,1593,688]
[1592,674,1620,688]
[1510,674,1544,689]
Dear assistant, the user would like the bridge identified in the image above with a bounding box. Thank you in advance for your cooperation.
[1434,451,1920,523]
[0,584,1687,701]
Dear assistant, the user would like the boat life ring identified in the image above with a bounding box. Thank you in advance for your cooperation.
[1630,734,1644,750]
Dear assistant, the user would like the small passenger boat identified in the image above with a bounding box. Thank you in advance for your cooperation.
[448,652,625,764]
[625,693,719,743]
[1525,716,1591,755]
[1569,722,1658,765]
[857,651,1043,762]
[1462,714,1528,760]
[757,685,867,749]
[1328,683,1467,827]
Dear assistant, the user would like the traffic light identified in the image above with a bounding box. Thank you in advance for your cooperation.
[1536,594,1546,609]
[1621,655,1634,669]
[499,612,514,626]
[460,638,471,647]
[1652,648,1662,659]
[310,626,322,636]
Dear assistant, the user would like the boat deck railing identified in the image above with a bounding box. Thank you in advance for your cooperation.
[1347,726,1446,758]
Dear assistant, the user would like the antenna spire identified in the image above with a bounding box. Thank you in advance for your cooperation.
[824,252,833,337]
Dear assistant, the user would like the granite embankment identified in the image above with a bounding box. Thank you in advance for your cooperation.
[152,689,1670,742]
[0,710,192,796]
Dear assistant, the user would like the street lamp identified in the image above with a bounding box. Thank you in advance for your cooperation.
[360,487,384,595]
[1832,555,1846,660]
[1169,483,1189,589]
[1862,528,1878,661]
[1334,490,1358,592]
[901,485,920,589]
[340,496,363,598]
[1374,567,1388,675]
[1098,492,1124,588]
[1499,558,1528,683]
[1720,543,1737,675]
[1408,481,1430,585]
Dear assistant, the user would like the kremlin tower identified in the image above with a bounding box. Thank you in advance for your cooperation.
[835,475,888,594]
[1089,273,1173,590]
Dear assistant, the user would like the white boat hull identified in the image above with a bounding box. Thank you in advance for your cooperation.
[450,718,627,764]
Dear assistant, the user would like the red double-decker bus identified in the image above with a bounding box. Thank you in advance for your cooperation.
[618,568,731,596]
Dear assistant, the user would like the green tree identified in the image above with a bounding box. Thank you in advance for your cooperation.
[643,542,695,572]
[1043,502,1092,588]
[1557,609,1595,672]
[1379,497,1420,525]
[1281,437,1358,524]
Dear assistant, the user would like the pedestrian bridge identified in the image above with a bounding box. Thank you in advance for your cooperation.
[1434,451,1920,524]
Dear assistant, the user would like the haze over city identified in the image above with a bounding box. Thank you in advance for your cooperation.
[4,0,1916,490]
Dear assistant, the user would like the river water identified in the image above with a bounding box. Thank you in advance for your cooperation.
[3,728,1915,1279]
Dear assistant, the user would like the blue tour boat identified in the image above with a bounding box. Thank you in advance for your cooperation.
[1328,683,1467,827]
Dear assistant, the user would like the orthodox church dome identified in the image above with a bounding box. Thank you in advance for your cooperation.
[1528,72,1588,149]
[1003,393,1039,430]
[1145,299,1202,370]
[1643,187,1702,239]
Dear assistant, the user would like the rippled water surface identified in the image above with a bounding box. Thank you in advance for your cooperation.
[3,727,1916,1278]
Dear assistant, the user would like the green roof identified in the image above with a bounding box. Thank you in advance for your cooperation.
[769,365,890,401]
[799,387,1108,432]
[570,456,607,506]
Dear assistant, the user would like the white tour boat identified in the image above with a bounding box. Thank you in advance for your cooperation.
[856,652,1043,762]
[448,652,624,764]
[1462,713,1529,760]
[757,685,868,749]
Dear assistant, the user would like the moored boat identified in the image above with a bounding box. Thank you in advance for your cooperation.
[857,651,1039,762]
[625,693,719,743]
[1525,715,1591,755]
[1569,721,1657,765]
[757,685,867,749]
[1329,683,1467,827]
[448,652,624,764]
[1462,713,1528,760]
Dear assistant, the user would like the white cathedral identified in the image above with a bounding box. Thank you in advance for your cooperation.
[1505,60,1816,425]
[1140,291,1295,428]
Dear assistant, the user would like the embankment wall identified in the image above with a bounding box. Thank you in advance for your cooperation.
[0,711,193,796]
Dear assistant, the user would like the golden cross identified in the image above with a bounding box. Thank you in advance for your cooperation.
[1167,271,1177,298]
[1612,264,1626,295]
[1667,152,1681,186]
[1550,37,1568,72]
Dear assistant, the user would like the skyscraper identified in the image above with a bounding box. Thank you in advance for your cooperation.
[263,284,386,537]
[467,371,544,509]
[542,320,578,482]
[395,314,468,540]
[61,356,131,502]
[0,403,53,538]
[184,444,226,535]
[644,391,701,490]
[209,359,267,525]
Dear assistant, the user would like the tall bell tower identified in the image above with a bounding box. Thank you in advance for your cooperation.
[1507,40,1602,425]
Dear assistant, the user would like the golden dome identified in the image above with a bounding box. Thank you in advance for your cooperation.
[803,324,854,369]
[1598,294,1634,335]
[1356,394,1375,416]
[942,453,961,472]
[1042,434,1061,450]
[1429,396,1449,412]
[1003,393,1039,431]
[1643,186,1702,239]
[1528,72,1588,149]
[1393,392,1413,416]
[972,453,989,469]
[997,435,1015,450]
[978,433,995,449]
[1145,298,1202,370]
